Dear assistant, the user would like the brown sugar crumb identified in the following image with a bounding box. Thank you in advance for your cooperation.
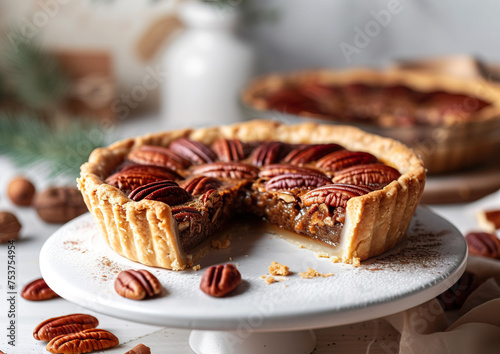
[352,257,361,267]
[192,264,201,271]
[269,261,290,276]
[211,239,231,249]
[265,276,275,285]
[299,268,321,279]
[299,268,334,279]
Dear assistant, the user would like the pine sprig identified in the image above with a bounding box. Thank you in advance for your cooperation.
[0,112,109,178]
[3,35,69,110]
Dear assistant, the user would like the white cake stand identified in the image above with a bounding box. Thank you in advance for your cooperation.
[40,207,467,354]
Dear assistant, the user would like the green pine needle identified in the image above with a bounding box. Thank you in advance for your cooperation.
[3,34,69,110]
[0,112,109,178]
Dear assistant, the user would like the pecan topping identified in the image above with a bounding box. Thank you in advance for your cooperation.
[21,278,59,301]
[212,138,246,162]
[125,344,151,354]
[265,173,331,191]
[259,164,326,179]
[283,144,344,165]
[182,176,221,195]
[128,180,191,206]
[251,141,291,166]
[171,206,202,222]
[200,189,222,208]
[331,164,401,185]
[192,162,259,179]
[127,145,190,170]
[114,269,162,300]
[46,328,119,353]
[169,138,216,164]
[106,164,181,191]
[316,150,378,172]
[200,264,242,297]
[34,314,99,341]
[465,231,500,259]
[437,271,476,311]
[302,184,373,208]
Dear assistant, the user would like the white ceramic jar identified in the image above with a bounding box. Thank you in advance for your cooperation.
[162,0,256,128]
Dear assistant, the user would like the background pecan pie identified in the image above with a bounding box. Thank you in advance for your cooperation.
[78,120,425,270]
[241,69,500,174]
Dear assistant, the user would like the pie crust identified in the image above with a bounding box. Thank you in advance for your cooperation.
[78,120,425,270]
[241,69,500,174]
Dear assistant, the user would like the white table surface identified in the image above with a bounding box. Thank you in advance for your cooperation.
[0,115,497,354]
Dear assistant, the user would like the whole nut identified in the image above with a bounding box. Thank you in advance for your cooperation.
[200,263,242,297]
[21,278,59,301]
[114,269,162,300]
[7,176,36,206]
[46,328,119,353]
[125,344,151,354]
[34,314,99,341]
[0,211,22,243]
[33,187,88,224]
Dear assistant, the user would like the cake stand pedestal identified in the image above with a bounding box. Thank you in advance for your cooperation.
[40,207,467,354]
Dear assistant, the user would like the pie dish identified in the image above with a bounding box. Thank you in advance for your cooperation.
[241,69,500,173]
[78,120,425,270]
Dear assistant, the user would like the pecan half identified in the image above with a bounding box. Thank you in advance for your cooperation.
[127,145,191,170]
[265,173,331,191]
[302,184,373,208]
[331,164,401,185]
[466,231,500,259]
[284,144,344,165]
[21,278,59,301]
[46,328,119,353]
[169,138,216,164]
[34,314,99,341]
[200,189,222,208]
[106,164,181,191]
[114,269,162,300]
[200,264,242,297]
[316,150,378,172]
[192,162,259,179]
[212,138,246,162]
[259,164,326,179]
[251,141,291,167]
[171,206,202,222]
[125,344,151,354]
[437,271,476,311]
[128,180,191,206]
[182,176,221,195]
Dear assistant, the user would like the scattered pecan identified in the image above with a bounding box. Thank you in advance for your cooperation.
[265,173,331,191]
[33,314,99,341]
[465,231,500,259]
[316,150,378,172]
[125,344,151,354]
[302,184,373,208]
[251,141,291,167]
[46,328,119,353]
[259,164,326,179]
[182,176,221,196]
[200,264,242,297]
[21,278,59,301]
[128,180,191,206]
[7,176,36,206]
[106,164,181,191]
[114,269,162,300]
[478,209,500,232]
[331,164,401,185]
[283,144,344,165]
[127,145,191,170]
[437,271,476,311]
[212,138,246,162]
[191,162,259,179]
[169,138,216,164]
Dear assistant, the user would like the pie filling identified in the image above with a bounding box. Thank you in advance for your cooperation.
[103,139,401,256]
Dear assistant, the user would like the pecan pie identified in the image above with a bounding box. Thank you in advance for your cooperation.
[241,69,500,173]
[78,120,425,270]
